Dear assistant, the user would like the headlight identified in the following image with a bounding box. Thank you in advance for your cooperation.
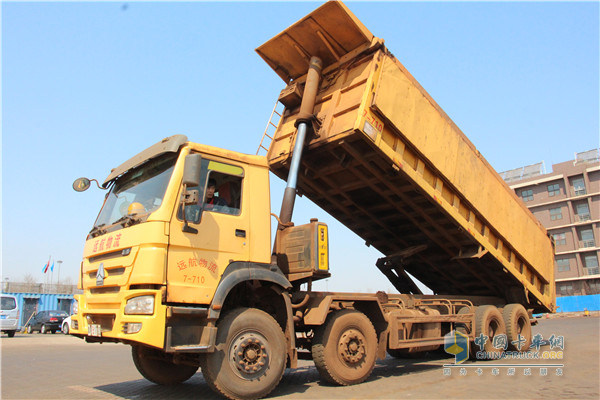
[124,295,154,315]
[72,299,79,315]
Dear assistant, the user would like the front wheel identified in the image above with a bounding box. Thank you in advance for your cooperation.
[312,309,378,386]
[62,323,69,335]
[199,307,287,400]
[132,345,198,385]
[26,325,33,334]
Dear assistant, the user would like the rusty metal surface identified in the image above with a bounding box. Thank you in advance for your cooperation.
[256,1,373,83]
[261,4,555,313]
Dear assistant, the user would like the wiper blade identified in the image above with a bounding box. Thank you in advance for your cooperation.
[114,214,143,228]
[89,224,107,238]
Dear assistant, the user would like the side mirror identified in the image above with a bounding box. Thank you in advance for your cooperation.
[73,177,91,192]
[183,153,202,187]
[181,153,202,233]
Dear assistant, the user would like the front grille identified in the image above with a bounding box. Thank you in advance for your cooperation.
[89,267,126,279]
[90,286,120,294]
[89,248,132,263]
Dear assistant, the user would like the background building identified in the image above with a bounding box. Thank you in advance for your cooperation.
[501,149,600,299]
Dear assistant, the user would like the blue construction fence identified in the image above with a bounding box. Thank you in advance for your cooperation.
[555,294,600,313]
[1,292,75,330]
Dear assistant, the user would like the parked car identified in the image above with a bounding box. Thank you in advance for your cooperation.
[26,310,68,334]
[61,316,72,334]
[1,294,20,337]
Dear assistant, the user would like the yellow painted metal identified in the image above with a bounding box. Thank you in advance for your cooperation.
[166,145,271,304]
[77,142,274,347]
[263,3,555,312]
[69,288,167,349]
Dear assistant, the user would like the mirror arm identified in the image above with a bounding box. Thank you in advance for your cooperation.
[181,183,198,234]
[91,179,108,190]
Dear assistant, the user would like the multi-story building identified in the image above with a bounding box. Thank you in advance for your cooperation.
[501,149,600,298]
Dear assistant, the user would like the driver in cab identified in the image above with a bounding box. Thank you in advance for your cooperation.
[204,178,228,212]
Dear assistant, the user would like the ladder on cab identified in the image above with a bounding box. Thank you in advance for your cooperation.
[256,100,284,155]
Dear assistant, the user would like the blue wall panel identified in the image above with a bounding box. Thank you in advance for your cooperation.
[556,294,600,313]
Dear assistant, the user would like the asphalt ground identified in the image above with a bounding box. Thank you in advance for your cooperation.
[1,316,598,399]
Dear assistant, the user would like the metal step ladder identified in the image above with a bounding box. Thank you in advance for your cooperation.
[256,100,284,155]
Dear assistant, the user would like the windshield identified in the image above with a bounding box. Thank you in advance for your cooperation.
[92,153,177,233]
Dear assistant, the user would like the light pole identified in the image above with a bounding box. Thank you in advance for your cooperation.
[57,260,63,288]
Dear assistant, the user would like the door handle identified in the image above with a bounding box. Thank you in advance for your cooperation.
[235,229,246,238]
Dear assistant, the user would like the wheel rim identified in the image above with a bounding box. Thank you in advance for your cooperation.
[228,331,270,380]
[338,328,367,365]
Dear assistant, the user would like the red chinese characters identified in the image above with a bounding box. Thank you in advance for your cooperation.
[175,258,218,275]
[92,233,123,254]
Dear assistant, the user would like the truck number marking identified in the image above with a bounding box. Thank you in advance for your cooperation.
[362,109,384,133]
[183,275,205,284]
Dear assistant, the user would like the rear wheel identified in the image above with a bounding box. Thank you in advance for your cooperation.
[199,307,287,400]
[312,309,377,386]
[40,325,47,334]
[132,345,198,385]
[472,306,506,360]
[7,330,16,337]
[502,304,531,352]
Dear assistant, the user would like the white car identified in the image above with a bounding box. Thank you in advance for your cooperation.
[1,295,20,337]
[61,316,72,334]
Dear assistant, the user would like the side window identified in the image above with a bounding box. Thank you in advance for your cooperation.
[204,161,244,216]
[179,158,244,222]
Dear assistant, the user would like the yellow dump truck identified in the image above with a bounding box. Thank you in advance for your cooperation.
[70,3,555,399]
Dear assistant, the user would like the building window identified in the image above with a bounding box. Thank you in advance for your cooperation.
[573,177,586,196]
[547,183,560,197]
[549,207,562,221]
[520,189,533,202]
[589,280,600,295]
[556,258,570,272]
[553,233,567,246]
[558,283,573,296]
[575,203,591,222]
[579,229,595,248]
[583,254,599,275]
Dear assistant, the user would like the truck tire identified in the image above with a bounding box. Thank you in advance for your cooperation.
[312,309,377,386]
[199,307,286,400]
[132,345,198,385]
[502,304,531,352]
[472,305,506,360]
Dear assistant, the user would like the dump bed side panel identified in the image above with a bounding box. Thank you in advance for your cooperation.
[373,56,554,284]
[261,2,555,313]
[267,49,555,313]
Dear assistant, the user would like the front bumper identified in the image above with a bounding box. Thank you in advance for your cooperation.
[70,289,167,349]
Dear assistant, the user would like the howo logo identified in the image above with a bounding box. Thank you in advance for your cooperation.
[96,263,105,286]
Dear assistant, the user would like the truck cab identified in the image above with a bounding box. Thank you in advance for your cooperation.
[72,136,281,350]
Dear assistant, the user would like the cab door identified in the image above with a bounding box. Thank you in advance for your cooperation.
[166,158,249,305]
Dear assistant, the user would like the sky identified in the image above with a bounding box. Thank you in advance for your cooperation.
[2,1,599,293]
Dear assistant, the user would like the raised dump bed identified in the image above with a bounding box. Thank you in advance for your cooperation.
[257,2,555,313]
